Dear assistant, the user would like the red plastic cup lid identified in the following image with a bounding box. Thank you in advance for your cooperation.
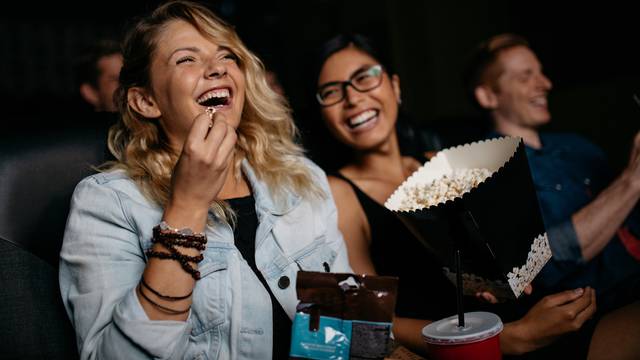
[422,311,503,345]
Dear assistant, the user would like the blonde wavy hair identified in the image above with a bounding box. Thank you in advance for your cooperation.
[107,0,322,219]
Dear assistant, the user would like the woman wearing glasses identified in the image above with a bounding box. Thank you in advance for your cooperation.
[313,33,599,357]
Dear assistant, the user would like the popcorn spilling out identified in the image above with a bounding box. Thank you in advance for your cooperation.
[442,267,513,300]
[507,233,552,297]
[441,233,551,299]
[398,168,492,211]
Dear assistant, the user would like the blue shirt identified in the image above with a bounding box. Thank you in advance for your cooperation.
[498,132,640,308]
[525,133,610,265]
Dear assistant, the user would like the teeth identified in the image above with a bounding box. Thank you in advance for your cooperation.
[349,110,377,127]
[197,88,230,104]
[530,97,547,106]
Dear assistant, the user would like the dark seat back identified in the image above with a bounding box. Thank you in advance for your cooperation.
[0,238,79,359]
[0,124,112,359]
[0,126,110,266]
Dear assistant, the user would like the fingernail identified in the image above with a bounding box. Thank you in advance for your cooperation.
[574,288,584,295]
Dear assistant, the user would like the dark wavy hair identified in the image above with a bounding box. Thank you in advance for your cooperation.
[305,33,440,171]
[312,33,395,85]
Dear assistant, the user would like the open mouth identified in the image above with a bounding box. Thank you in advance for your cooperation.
[529,96,547,108]
[347,109,378,129]
[197,87,231,108]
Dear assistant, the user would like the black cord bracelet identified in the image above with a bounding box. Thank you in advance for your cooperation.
[137,284,191,315]
[140,277,193,301]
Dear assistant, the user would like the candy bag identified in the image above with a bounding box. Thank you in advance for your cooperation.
[289,271,398,360]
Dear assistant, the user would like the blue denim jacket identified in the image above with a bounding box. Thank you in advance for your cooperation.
[59,159,352,360]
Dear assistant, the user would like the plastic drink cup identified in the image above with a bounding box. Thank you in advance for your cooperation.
[422,311,503,360]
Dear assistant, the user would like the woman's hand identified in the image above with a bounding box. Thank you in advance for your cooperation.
[476,284,533,304]
[502,287,596,354]
[164,110,237,230]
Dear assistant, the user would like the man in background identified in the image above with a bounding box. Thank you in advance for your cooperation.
[466,33,640,313]
[76,39,122,113]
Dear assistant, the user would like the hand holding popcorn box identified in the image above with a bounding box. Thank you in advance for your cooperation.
[385,136,551,300]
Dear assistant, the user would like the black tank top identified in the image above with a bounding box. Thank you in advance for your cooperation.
[227,195,291,359]
[331,172,457,320]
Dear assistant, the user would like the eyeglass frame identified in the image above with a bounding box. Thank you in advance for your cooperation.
[316,64,385,107]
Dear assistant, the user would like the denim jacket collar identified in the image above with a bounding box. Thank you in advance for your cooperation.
[242,159,301,216]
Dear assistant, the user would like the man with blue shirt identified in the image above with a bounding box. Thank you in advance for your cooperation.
[466,33,640,313]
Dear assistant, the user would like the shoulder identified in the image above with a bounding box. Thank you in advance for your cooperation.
[294,158,360,215]
[300,157,333,182]
[327,174,353,197]
[326,174,364,219]
[543,132,599,149]
[66,170,163,245]
[85,169,132,186]
[298,156,335,197]
[543,132,606,158]
[72,169,153,209]
[76,169,135,194]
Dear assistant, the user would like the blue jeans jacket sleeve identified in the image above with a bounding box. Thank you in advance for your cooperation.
[538,219,585,288]
[59,177,190,360]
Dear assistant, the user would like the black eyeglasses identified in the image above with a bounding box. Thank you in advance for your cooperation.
[316,65,384,106]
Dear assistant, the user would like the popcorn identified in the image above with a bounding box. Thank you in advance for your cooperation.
[506,233,552,297]
[398,168,492,211]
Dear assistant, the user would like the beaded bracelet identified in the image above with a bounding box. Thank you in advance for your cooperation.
[147,222,207,280]
[146,248,204,264]
[152,236,207,251]
[146,249,203,280]
[154,221,207,242]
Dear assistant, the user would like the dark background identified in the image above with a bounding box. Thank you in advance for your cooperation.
[1,0,638,172]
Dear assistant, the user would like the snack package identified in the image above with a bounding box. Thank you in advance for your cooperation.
[289,271,398,360]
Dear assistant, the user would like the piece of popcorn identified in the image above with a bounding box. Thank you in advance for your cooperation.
[398,168,492,211]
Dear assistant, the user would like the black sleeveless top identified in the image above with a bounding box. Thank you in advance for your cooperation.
[227,195,291,359]
[331,172,458,320]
